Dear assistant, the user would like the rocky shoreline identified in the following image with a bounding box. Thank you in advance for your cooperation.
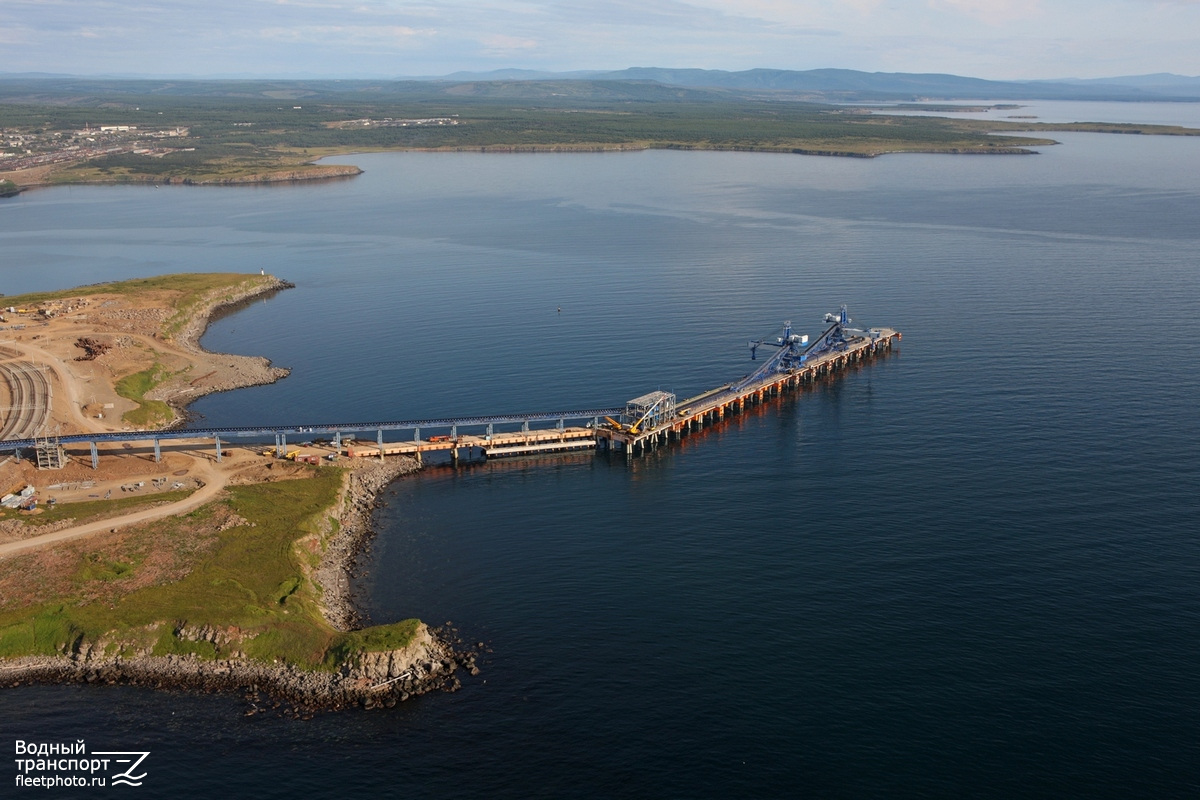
[0,452,478,712]
[171,165,363,185]
[0,622,475,714]
[2,165,363,193]
[0,275,479,712]
[316,456,425,631]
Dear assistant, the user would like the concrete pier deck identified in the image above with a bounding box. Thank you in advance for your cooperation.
[345,427,597,462]
[595,328,900,458]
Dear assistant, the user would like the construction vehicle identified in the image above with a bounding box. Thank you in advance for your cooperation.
[606,416,643,433]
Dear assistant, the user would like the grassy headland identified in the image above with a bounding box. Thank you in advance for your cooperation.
[3,272,278,330]
[0,470,418,670]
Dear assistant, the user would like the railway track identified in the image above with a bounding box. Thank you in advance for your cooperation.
[0,360,50,441]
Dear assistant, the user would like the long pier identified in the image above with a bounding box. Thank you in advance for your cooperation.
[596,326,900,459]
[0,317,900,468]
[0,408,624,468]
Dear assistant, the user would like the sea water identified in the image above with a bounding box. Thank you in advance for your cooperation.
[1,102,1198,798]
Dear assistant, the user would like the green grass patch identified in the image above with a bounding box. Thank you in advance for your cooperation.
[0,606,84,658]
[74,554,138,583]
[274,576,302,605]
[0,471,424,672]
[242,620,334,667]
[338,619,421,653]
[324,619,422,669]
[114,363,174,426]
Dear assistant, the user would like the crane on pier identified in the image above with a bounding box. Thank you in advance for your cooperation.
[733,305,880,392]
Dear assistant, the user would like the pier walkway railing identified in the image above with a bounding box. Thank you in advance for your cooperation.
[0,327,900,467]
[0,408,625,467]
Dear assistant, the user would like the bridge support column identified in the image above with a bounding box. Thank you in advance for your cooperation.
[451,425,457,439]
[557,418,564,432]
[334,431,341,451]
[90,442,99,470]
[486,424,493,439]
[153,438,161,463]
[377,429,384,460]
[522,421,529,433]
[413,427,420,442]
[214,436,222,463]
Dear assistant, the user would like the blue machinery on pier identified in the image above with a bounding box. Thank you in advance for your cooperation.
[0,308,900,467]
[596,307,899,459]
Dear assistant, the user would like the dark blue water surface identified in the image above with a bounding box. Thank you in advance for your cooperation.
[2,103,1199,798]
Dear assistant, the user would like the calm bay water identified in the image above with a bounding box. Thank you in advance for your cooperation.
[2,103,1199,797]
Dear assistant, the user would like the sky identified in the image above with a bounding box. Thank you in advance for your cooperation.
[1,0,1197,81]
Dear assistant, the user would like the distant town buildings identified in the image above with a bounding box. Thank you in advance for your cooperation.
[335,116,460,129]
[0,125,191,172]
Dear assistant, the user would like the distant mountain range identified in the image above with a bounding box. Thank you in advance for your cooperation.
[429,68,1200,101]
[2,68,1199,103]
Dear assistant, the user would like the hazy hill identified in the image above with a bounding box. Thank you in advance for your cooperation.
[1042,73,1200,98]
[410,67,1200,101]
[584,68,1200,100]
[2,69,1199,104]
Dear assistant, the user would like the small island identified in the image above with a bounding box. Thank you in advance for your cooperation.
[0,274,476,712]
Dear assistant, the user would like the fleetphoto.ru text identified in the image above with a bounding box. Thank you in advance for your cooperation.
[14,739,149,789]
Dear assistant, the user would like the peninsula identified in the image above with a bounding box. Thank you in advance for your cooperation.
[3,78,1198,191]
[0,273,476,711]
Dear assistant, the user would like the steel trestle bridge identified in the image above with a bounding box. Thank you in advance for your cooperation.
[1,307,900,466]
[0,408,626,455]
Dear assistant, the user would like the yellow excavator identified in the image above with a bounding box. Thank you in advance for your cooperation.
[605,415,643,434]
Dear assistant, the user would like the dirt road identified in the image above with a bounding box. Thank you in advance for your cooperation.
[0,460,227,559]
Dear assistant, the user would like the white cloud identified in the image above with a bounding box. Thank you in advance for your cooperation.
[479,33,539,55]
[0,0,1197,77]
[929,0,1043,25]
